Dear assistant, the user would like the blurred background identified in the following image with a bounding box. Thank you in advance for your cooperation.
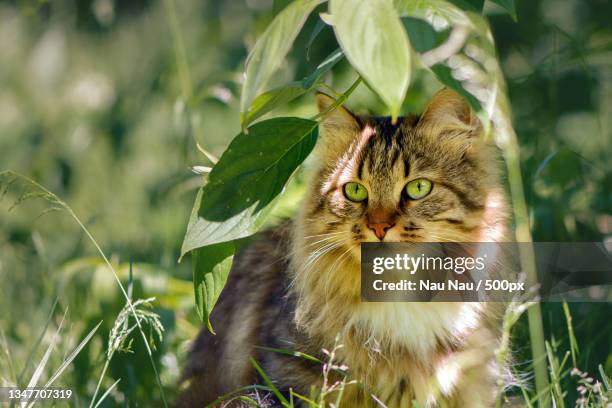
[0,0,610,405]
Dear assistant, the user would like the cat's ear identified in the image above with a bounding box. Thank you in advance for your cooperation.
[316,93,360,130]
[314,93,361,160]
[418,88,480,136]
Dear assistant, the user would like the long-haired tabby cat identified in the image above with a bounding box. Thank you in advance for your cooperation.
[178,89,509,407]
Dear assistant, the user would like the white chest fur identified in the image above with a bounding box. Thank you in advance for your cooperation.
[348,302,483,358]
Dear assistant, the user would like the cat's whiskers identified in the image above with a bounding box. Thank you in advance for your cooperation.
[424,230,475,243]
[323,244,356,300]
[302,239,345,273]
[304,234,346,249]
[303,231,344,239]
[282,232,344,260]
[287,234,348,292]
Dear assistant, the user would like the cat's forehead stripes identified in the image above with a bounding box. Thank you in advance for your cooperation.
[357,117,411,181]
[368,116,405,141]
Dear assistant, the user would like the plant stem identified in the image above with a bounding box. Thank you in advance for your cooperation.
[503,142,551,408]
[312,76,363,122]
[90,358,111,407]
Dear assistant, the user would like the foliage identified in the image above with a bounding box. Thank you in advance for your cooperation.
[240,0,325,123]
[183,0,520,331]
[0,0,610,406]
[329,0,411,120]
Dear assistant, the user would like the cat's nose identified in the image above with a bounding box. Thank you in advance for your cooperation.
[367,222,395,240]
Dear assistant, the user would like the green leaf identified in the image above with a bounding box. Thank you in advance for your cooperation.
[192,242,234,331]
[181,186,275,259]
[242,83,310,128]
[240,0,323,126]
[489,0,517,21]
[394,0,473,27]
[302,47,343,88]
[329,0,411,119]
[241,49,343,127]
[272,0,293,16]
[402,17,448,53]
[181,117,318,256]
[395,1,497,116]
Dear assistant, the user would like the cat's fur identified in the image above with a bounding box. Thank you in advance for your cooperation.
[178,89,509,407]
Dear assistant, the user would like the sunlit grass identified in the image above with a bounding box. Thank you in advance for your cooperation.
[0,0,610,406]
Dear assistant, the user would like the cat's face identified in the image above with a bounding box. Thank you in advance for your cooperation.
[298,89,504,264]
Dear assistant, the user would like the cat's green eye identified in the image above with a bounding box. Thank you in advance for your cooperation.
[343,182,368,202]
[405,178,433,200]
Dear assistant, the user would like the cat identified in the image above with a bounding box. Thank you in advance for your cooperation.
[177,89,509,407]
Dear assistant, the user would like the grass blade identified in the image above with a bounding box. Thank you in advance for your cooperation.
[16,298,58,386]
[250,357,289,407]
[93,378,121,408]
[598,364,610,392]
[24,309,66,390]
[25,321,101,408]
[290,390,317,406]
[562,302,579,367]
[255,345,321,363]
[43,321,102,388]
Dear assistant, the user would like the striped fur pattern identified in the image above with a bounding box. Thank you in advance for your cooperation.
[178,89,509,407]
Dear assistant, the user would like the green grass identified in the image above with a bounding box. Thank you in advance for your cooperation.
[0,0,610,406]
